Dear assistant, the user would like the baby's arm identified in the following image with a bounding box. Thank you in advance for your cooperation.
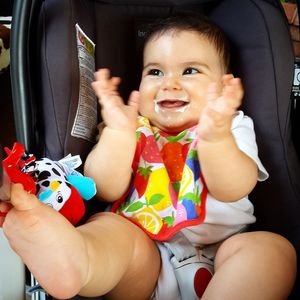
[84,69,139,201]
[197,75,258,202]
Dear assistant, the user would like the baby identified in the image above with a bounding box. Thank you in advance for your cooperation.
[0,13,296,300]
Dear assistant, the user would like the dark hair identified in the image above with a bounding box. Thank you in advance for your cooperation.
[144,12,231,72]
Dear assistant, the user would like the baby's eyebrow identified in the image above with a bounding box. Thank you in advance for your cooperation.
[181,61,209,69]
[143,62,161,70]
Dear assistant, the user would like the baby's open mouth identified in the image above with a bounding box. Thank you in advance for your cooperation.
[155,99,189,109]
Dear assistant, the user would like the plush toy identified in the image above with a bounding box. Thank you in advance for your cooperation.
[1,143,96,225]
[0,23,10,73]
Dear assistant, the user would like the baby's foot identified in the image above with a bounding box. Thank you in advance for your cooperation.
[2,184,87,298]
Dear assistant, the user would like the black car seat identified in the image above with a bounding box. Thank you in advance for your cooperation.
[10,0,300,299]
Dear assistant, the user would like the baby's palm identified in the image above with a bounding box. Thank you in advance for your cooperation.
[92,69,139,132]
[100,91,139,132]
[198,75,243,142]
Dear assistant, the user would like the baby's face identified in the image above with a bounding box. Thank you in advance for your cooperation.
[139,30,225,132]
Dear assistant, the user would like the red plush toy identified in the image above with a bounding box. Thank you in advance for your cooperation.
[0,143,96,225]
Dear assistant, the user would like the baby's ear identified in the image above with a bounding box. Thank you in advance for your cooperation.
[66,175,96,200]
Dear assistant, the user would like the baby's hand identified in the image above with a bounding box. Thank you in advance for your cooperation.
[198,74,243,142]
[92,69,140,132]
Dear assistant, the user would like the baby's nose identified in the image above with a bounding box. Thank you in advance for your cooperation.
[161,75,182,90]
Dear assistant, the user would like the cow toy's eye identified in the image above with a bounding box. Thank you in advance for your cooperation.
[56,192,63,203]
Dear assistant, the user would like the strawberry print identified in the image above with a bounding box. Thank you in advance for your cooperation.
[142,135,163,163]
[160,138,189,183]
[161,142,185,182]
[134,165,152,198]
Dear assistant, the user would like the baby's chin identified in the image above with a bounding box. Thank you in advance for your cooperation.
[150,115,198,133]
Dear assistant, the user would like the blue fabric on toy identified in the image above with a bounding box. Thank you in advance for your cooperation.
[67,175,96,200]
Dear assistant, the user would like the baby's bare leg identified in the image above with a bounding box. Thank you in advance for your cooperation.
[78,212,161,300]
[202,231,296,300]
[2,184,160,299]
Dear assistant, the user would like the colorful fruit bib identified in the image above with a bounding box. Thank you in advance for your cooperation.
[112,116,207,241]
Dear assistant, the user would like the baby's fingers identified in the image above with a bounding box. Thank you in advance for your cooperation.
[203,80,238,124]
[128,90,140,110]
[94,68,110,81]
[222,77,243,108]
[95,68,119,84]
[94,69,121,92]
[206,82,228,113]
[222,74,234,86]
[92,69,123,107]
[207,82,219,102]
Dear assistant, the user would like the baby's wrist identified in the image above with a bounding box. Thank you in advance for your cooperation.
[102,126,136,141]
[197,132,234,148]
[103,126,135,134]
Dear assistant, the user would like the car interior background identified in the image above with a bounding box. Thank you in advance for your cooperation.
[1,1,26,300]
[1,0,300,299]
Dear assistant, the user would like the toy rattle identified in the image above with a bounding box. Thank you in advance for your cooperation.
[0,143,96,225]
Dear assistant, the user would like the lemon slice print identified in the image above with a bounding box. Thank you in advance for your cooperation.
[134,207,163,234]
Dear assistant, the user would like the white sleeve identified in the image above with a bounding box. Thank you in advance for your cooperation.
[231,111,269,181]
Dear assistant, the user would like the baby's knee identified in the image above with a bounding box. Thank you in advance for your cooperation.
[217,231,297,276]
[217,231,295,264]
[252,232,296,266]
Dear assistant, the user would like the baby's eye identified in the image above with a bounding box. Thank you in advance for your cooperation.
[148,69,163,76]
[183,67,200,75]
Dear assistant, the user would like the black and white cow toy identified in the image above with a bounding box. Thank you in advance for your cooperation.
[2,143,96,225]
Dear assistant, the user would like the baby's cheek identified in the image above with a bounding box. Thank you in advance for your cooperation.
[189,101,204,119]
[138,101,153,117]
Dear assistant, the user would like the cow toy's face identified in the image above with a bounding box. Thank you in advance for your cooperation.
[30,158,72,211]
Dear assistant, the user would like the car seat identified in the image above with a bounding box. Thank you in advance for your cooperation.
[9,0,300,299]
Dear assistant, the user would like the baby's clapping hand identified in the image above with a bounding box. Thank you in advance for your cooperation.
[198,74,243,142]
[92,69,140,132]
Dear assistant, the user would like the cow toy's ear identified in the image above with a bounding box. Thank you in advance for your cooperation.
[66,175,96,200]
